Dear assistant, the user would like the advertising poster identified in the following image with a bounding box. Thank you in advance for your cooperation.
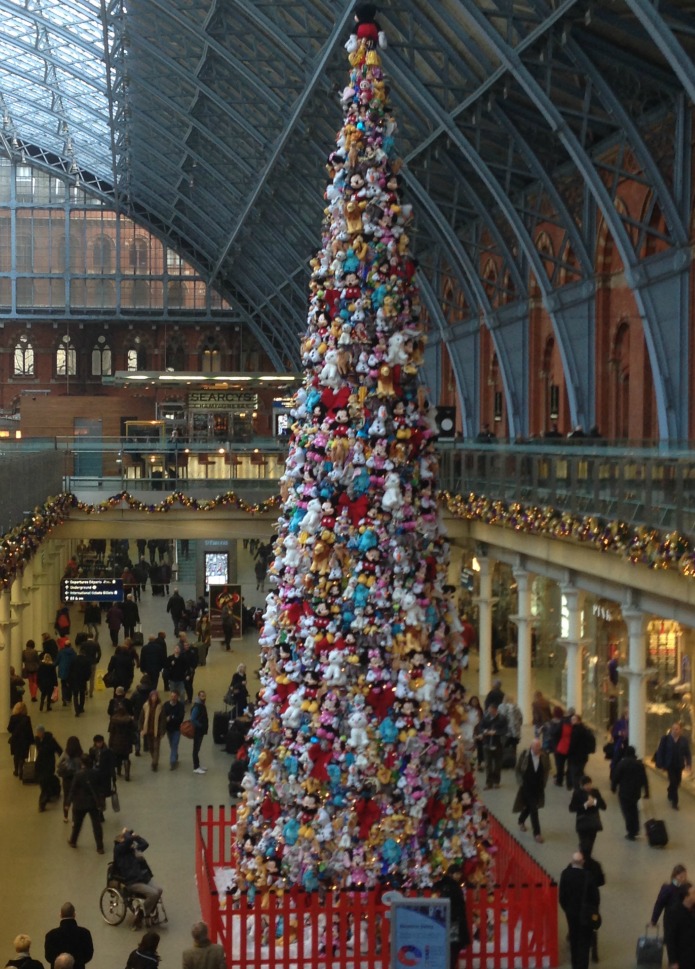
[391,898,450,969]
[209,583,243,642]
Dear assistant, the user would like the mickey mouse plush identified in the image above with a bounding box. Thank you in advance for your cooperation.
[354,4,387,48]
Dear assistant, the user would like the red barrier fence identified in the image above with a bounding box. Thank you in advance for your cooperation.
[195,805,558,969]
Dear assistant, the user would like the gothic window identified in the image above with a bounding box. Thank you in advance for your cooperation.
[13,335,34,375]
[56,335,77,376]
[91,335,112,376]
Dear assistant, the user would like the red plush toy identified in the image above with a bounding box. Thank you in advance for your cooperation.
[354,4,381,43]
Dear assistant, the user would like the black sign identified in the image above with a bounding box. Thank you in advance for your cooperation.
[61,578,124,603]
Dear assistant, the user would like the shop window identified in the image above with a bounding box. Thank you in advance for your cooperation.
[13,335,34,375]
[56,336,77,376]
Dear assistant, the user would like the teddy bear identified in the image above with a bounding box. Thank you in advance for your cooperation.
[281,691,304,731]
[324,648,346,686]
[387,331,409,366]
[300,497,323,534]
[348,707,370,748]
[381,470,402,512]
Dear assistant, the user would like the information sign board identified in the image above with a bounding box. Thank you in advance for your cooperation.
[60,578,124,602]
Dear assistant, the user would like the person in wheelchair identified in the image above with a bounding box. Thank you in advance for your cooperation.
[112,828,163,930]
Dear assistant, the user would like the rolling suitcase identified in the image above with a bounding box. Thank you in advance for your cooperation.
[644,817,668,847]
[22,745,37,784]
[213,710,231,745]
[636,923,664,966]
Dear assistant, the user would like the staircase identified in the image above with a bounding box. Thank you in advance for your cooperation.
[176,540,197,586]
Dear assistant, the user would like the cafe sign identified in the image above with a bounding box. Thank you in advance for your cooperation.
[188,391,258,412]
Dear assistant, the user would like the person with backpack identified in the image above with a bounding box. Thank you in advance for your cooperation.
[567,714,596,789]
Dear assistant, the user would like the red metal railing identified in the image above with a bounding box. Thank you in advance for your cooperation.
[195,805,558,969]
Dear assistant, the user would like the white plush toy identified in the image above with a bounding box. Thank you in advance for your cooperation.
[320,348,342,389]
[300,498,323,534]
[417,665,439,705]
[283,534,302,569]
[348,707,369,748]
[281,692,304,730]
[387,331,409,366]
[381,471,402,511]
[401,590,424,626]
[324,649,346,686]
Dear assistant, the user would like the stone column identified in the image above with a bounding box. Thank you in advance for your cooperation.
[0,589,12,724]
[10,573,24,676]
[622,605,647,759]
[511,565,533,724]
[561,584,584,713]
[476,553,493,698]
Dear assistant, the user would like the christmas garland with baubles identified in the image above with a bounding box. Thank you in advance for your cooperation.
[233,3,492,894]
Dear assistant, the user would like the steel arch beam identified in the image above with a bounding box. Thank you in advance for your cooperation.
[623,0,695,103]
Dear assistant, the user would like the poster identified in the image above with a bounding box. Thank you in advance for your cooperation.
[209,583,243,642]
[391,898,450,969]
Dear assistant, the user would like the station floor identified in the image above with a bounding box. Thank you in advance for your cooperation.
[1,542,687,968]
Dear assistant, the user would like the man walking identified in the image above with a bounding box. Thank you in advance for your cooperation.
[665,884,695,969]
[166,588,185,635]
[182,921,227,969]
[655,722,691,810]
[66,755,104,853]
[190,690,209,774]
[476,703,507,790]
[559,852,600,969]
[513,737,550,842]
[44,902,93,969]
[611,744,649,839]
[162,689,185,770]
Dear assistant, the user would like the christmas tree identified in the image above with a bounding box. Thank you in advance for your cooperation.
[235,3,490,894]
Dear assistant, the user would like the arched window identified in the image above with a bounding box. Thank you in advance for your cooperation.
[201,339,222,373]
[166,341,185,371]
[129,237,148,271]
[91,335,112,376]
[56,335,77,376]
[93,235,114,273]
[126,340,147,372]
[13,335,34,375]
[168,280,187,309]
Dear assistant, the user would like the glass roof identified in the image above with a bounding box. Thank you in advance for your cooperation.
[0,0,111,179]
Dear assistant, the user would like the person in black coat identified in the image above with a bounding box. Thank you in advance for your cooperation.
[7,702,33,778]
[665,884,695,969]
[66,755,104,852]
[68,648,92,717]
[37,653,58,712]
[122,594,140,640]
[88,734,116,817]
[112,829,162,929]
[655,722,692,810]
[611,745,650,840]
[5,932,45,969]
[166,589,185,634]
[107,644,136,692]
[569,775,607,858]
[433,864,470,968]
[559,853,600,969]
[77,633,101,699]
[140,635,167,691]
[44,901,94,969]
[566,715,596,790]
[125,931,161,969]
[35,725,62,812]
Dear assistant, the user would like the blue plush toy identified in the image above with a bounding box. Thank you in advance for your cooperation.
[283,818,300,845]
[379,716,398,744]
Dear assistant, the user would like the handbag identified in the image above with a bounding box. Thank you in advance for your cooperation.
[111,786,121,813]
[51,685,59,703]
[180,719,195,739]
[95,669,106,692]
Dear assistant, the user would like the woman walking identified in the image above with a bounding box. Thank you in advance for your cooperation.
[57,735,84,823]
[108,700,135,781]
[139,691,165,772]
[21,640,41,703]
[7,702,33,779]
[37,653,58,712]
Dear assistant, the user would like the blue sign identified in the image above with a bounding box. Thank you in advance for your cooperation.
[391,898,450,969]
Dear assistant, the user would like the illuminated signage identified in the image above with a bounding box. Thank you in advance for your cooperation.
[187,391,259,411]
[60,578,124,602]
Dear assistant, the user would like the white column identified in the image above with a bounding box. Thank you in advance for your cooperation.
[10,573,23,676]
[511,565,533,723]
[561,584,584,713]
[0,590,11,724]
[22,560,38,643]
[476,554,493,698]
[622,605,647,759]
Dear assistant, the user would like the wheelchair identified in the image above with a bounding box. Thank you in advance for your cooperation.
[99,862,168,927]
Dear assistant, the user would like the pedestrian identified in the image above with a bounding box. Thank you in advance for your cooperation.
[130,675,152,757]
[611,744,649,840]
[566,714,596,790]
[122,594,140,640]
[166,588,185,635]
[44,902,94,969]
[665,884,695,969]
[35,724,62,812]
[88,733,116,820]
[83,601,101,643]
[513,737,550,843]
[483,678,504,711]
[652,864,691,957]
[41,632,58,662]
[465,696,483,770]
[112,828,163,931]
[559,852,600,969]
[164,644,187,703]
[433,864,470,969]
[221,603,234,651]
[78,633,101,699]
[608,707,629,780]
[108,701,135,781]
[139,635,167,691]
[581,849,605,965]
[162,690,184,770]
[654,721,692,810]
[125,930,161,969]
[56,641,76,708]
[68,642,91,717]
[182,921,227,969]
[476,702,507,790]
[225,664,248,719]
[54,607,71,638]
[549,706,573,788]
[66,754,105,853]
[106,643,137,693]
[37,652,58,713]
[4,933,45,969]
[105,602,124,647]
[569,775,607,858]
[21,639,41,703]
[498,693,522,765]
[139,691,165,772]
[57,736,84,823]
[532,690,552,736]
[7,701,33,779]
[9,666,26,708]
[181,639,199,705]
[190,689,209,774]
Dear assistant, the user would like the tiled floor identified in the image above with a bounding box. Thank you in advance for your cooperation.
[1,540,686,967]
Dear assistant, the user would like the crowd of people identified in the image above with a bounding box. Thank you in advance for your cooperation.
[3,906,226,969]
